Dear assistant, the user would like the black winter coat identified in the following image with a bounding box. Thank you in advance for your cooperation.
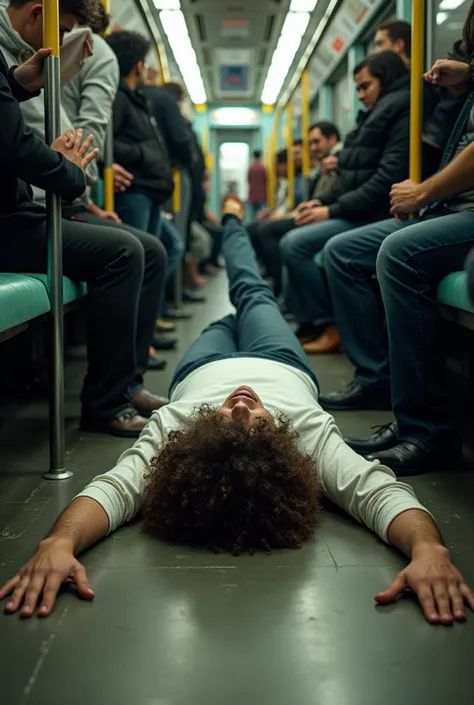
[141,85,193,169]
[0,48,85,230]
[112,81,174,204]
[320,76,410,221]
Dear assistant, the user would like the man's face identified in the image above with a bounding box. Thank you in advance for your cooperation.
[309,127,334,162]
[216,386,273,427]
[374,29,405,59]
[21,4,76,51]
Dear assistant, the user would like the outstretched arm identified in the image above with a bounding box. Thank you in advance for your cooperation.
[312,411,474,623]
[0,413,167,618]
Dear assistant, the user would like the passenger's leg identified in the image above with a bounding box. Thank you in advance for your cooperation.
[280,219,365,329]
[258,218,296,296]
[222,215,317,383]
[65,210,168,387]
[114,191,153,233]
[465,247,474,307]
[160,217,185,281]
[324,218,406,392]
[376,210,474,463]
[0,219,147,421]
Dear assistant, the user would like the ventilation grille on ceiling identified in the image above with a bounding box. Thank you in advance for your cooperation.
[195,13,207,41]
[263,15,275,42]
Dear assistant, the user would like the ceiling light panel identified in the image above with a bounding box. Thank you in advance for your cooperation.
[159,9,207,104]
[290,0,318,11]
[261,11,310,104]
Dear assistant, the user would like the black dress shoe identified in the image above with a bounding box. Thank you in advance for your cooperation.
[152,332,177,350]
[365,441,462,476]
[345,422,398,454]
[319,381,392,411]
[147,355,167,371]
[183,289,207,303]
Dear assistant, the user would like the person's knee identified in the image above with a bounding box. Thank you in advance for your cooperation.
[376,233,402,282]
[324,232,350,272]
[108,227,146,278]
[280,229,300,263]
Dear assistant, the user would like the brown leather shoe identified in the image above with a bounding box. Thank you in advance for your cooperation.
[156,317,176,332]
[132,388,168,417]
[222,194,245,220]
[303,325,341,354]
[81,408,149,439]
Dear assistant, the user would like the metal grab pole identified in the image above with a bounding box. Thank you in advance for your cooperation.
[409,0,425,185]
[172,170,183,311]
[43,0,72,480]
[103,120,114,211]
[286,101,295,211]
[301,69,310,201]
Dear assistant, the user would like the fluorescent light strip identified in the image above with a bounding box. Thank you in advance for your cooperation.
[159,10,206,103]
[290,0,318,11]
[261,11,310,104]
[439,0,466,9]
[436,11,448,24]
[153,0,180,9]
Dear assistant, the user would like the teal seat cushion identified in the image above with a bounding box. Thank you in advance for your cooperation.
[437,271,474,313]
[27,274,87,305]
[0,273,51,333]
[313,251,325,268]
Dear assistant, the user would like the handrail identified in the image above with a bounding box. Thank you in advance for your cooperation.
[410,0,425,184]
[286,100,295,211]
[102,0,114,213]
[43,0,72,480]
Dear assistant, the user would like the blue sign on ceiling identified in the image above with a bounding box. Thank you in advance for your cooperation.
[220,65,250,92]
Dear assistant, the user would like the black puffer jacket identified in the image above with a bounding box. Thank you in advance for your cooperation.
[320,76,410,221]
[112,81,174,204]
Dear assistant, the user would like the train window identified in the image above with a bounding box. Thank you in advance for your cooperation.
[435,0,468,59]
[219,142,250,202]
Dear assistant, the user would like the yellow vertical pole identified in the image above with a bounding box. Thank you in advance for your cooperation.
[101,0,114,212]
[269,108,281,209]
[410,0,425,184]
[173,171,181,214]
[301,69,310,200]
[286,100,295,211]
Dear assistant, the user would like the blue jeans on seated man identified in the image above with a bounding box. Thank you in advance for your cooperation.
[170,215,318,397]
[115,190,163,239]
[323,208,474,451]
[280,218,370,326]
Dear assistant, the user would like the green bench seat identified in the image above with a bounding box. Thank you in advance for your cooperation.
[312,252,472,314]
[0,273,87,335]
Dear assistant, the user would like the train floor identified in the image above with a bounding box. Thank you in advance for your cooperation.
[1,271,474,705]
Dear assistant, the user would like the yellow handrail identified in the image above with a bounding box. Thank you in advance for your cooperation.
[409,0,425,184]
[43,0,59,55]
[173,170,181,214]
[286,100,295,211]
[301,69,310,180]
[101,0,114,211]
[268,108,281,209]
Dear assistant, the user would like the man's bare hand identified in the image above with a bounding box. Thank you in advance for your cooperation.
[113,163,134,192]
[295,205,329,226]
[424,59,470,94]
[321,156,338,174]
[376,543,474,624]
[0,537,94,618]
[390,179,424,215]
[51,128,99,173]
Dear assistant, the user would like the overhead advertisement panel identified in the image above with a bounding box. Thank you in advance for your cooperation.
[308,0,383,97]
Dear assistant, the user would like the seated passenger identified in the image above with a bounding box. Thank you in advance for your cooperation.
[280,51,410,354]
[1,197,473,626]
[0,0,168,437]
[319,47,474,472]
[248,123,342,298]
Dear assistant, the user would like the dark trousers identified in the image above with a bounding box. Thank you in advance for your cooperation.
[170,216,318,396]
[247,217,295,296]
[1,214,166,419]
[202,221,223,266]
[324,209,474,450]
[465,247,474,307]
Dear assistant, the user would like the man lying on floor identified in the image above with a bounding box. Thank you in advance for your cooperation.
[1,196,473,625]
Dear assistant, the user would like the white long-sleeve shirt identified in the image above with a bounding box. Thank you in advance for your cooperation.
[76,358,432,542]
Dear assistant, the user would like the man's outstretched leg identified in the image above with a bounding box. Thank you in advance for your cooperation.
[221,197,317,385]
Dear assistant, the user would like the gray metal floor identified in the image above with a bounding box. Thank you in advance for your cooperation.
[1,272,474,705]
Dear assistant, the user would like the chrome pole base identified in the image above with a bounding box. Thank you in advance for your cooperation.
[42,469,74,481]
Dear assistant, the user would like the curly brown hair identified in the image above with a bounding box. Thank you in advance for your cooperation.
[142,406,322,555]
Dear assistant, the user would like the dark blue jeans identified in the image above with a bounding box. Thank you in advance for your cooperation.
[324,209,474,450]
[160,217,185,281]
[169,216,318,396]
[115,190,163,239]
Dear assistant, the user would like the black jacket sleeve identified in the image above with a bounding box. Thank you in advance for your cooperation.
[1,62,85,200]
[112,90,144,169]
[160,93,193,168]
[329,112,410,220]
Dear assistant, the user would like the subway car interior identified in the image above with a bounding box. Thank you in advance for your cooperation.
[2,0,474,702]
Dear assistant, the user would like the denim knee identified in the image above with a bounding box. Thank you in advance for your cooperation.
[280,228,300,264]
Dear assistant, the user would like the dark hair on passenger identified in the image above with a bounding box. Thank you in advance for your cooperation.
[309,121,341,142]
[463,1,474,58]
[253,149,262,159]
[293,138,303,147]
[276,149,287,164]
[142,406,322,555]
[354,50,409,96]
[88,2,109,34]
[106,30,151,78]
[161,81,185,102]
[378,19,412,58]
[9,0,98,26]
